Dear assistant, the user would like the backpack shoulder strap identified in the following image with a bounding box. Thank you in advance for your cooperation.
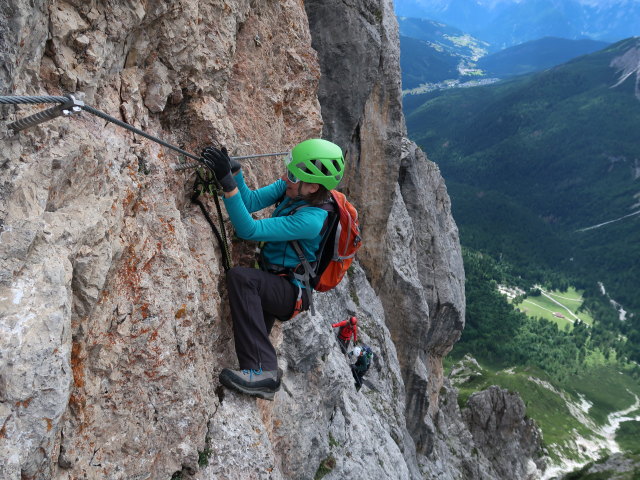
[288,198,337,316]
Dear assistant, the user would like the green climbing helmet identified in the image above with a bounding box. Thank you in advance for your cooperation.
[285,138,345,190]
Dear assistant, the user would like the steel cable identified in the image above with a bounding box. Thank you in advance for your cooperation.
[1,94,236,269]
[1,95,287,167]
[1,95,201,163]
[0,95,69,105]
[80,104,202,162]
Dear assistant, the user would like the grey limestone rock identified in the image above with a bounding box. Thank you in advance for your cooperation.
[463,386,546,480]
[305,0,405,287]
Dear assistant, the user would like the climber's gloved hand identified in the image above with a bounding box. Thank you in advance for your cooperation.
[201,146,237,192]
[224,147,242,174]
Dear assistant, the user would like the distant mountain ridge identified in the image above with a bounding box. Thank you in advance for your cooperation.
[399,17,610,90]
[477,37,610,77]
[400,35,460,89]
[395,0,640,48]
[397,16,489,59]
[398,17,489,89]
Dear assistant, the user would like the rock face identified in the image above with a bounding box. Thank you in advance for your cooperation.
[0,0,542,479]
[610,39,640,100]
[464,386,545,479]
[305,0,405,288]
[424,381,545,480]
[305,0,466,457]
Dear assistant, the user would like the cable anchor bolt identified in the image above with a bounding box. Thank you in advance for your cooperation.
[8,94,84,132]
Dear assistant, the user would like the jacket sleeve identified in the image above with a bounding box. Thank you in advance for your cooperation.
[235,171,286,213]
[223,192,328,242]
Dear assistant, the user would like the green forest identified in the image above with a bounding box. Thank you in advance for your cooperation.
[404,38,640,365]
[451,247,640,466]
[453,248,640,380]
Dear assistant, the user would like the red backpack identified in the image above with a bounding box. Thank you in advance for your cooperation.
[290,190,362,312]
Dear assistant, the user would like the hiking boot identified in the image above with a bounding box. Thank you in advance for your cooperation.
[219,368,281,401]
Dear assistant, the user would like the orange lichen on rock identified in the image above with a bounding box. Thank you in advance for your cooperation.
[71,342,85,389]
[175,304,187,319]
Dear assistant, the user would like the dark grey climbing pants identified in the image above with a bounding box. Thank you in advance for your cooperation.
[226,267,309,371]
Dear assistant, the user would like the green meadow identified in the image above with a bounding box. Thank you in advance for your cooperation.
[514,287,595,329]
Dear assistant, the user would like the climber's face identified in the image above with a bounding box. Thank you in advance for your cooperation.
[283,175,320,199]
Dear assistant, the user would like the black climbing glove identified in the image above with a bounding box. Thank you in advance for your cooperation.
[215,146,242,174]
[227,148,242,174]
[201,146,237,192]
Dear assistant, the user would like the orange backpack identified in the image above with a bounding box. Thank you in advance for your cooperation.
[312,190,361,291]
[290,190,362,312]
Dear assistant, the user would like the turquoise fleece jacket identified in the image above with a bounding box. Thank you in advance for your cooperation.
[223,171,328,272]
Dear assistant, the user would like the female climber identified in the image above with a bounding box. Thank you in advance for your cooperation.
[201,139,345,400]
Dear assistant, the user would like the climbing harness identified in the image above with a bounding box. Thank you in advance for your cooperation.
[278,190,361,316]
[0,93,285,272]
[256,197,337,316]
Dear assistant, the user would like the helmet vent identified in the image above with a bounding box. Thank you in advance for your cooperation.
[289,139,345,190]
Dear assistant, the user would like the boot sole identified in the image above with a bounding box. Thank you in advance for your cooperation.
[224,381,276,401]
[219,374,278,401]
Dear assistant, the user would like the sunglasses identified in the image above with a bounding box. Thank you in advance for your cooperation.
[283,153,300,183]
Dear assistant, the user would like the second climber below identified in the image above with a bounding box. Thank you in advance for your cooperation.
[201,139,346,401]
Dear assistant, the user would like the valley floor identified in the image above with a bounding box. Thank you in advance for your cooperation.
[449,357,640,480]
[542,393,640,479]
